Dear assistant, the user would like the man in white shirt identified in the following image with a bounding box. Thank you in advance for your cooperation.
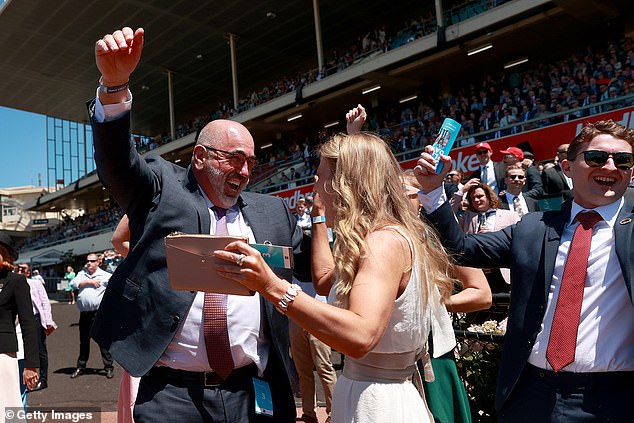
[70,253,113,379]
[415,119,634,422]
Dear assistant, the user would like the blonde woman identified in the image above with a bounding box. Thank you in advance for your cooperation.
[215,130,453,422]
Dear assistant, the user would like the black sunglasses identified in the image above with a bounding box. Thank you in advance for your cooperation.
[86,259,99,263]
[507,174,525,180]
[576,150,634,170]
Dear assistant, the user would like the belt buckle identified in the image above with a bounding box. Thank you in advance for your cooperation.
[204,372,222,387]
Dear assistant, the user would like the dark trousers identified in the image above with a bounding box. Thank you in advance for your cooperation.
[134,364,295,423]
[77,310,113,370]
[499,364,634,422]
[34,314,48,383]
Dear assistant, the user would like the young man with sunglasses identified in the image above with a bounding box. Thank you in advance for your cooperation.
[415,119,634,422]
[499,146,543,199]
[69,253,114,379]
[499,164,539,216]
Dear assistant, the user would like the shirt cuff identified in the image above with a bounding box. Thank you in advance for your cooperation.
[418,185,447,214]
[94,87,133,123]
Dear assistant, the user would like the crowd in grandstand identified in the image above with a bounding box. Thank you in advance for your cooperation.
[253,34,634,189]
[16,204,122,252]
[133,0,508,156]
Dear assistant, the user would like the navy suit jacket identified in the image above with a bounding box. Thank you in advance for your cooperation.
[89,108,307,419]
[426,200,634,411]
[541,165,572,199]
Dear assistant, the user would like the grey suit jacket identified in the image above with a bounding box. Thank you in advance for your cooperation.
[88,109,307,419]
[426,200,634,411]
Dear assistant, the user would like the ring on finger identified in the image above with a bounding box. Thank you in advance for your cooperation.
[236,254,246,266]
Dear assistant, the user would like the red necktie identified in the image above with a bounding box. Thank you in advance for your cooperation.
[203,206,235,379]
[546,210,602,372]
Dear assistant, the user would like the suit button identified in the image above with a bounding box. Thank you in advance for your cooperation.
[171,315,180,330]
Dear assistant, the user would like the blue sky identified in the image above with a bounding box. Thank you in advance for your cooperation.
[0,1,48,188]
[0,106,47,188]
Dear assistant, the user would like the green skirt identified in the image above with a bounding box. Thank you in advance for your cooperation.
[421,350,472,423]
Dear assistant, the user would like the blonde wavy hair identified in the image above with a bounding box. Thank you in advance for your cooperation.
[319,132,454,304]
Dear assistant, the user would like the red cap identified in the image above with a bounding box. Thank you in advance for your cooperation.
[500,146,524,160]
[475,142,492,152]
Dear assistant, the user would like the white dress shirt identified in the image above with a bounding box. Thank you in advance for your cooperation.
[96,93,268,374]
[528,198,634,372]
[480,161,499,193]
[71,268,111,312]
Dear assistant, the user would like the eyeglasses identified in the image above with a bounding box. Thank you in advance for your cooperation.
[17,266,27,272]
[201,145,258,169]
[446,173,459,178]
[86,259,98,263]
[575,150,634,170]
[507,174,525,180]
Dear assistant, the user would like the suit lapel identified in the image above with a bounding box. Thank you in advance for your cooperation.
[239,194,267,242]
[614,205,634,306]
[542,205,570,300]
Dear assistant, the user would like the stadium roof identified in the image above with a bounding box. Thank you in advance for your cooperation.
[1,0,629,139]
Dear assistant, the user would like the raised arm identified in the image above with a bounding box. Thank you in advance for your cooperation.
[346,104,367,135]
[414,145,452,194]
[95,27,144,105]
[309,191,335,295]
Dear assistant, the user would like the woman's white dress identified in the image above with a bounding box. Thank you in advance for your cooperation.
[329,229,434,423]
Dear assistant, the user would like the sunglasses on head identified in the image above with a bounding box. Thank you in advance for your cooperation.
[507,174,525,180]
[576,150,634,170]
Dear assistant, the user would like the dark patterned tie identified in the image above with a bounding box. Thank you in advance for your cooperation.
[546,211,602,372]
[512,195,524,218]
[203,206,234,379]
[481,165,488,185]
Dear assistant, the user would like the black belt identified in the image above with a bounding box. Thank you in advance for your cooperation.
[525,363,633,387]
[147,363,258,388]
